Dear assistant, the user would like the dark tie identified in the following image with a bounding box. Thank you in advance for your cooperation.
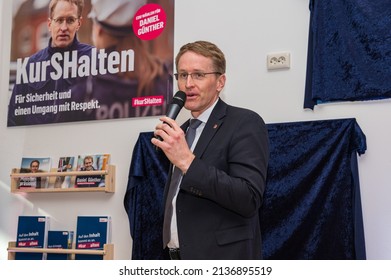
[162,119,202,247]
[185,119,202,149]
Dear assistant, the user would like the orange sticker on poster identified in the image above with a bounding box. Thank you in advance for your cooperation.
[133,3,166,40]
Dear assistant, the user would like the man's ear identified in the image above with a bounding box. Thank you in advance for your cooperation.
[76,16,83,31]
[217,74,226,92]
[47,17,52,31]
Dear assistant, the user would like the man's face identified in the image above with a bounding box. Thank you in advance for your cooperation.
[30,162,39,173]
[176,51,225,118]
[48,1,82,48]
[84,158,93,171]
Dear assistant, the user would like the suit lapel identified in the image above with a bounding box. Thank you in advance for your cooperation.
[193,99,227,158]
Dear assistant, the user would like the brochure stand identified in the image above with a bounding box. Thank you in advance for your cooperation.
[7,242,114,260]
[10,165,116,193]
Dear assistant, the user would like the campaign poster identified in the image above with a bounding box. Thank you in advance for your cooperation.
[7,0,174,127]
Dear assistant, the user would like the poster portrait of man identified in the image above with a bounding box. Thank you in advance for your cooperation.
[7,0,174,126]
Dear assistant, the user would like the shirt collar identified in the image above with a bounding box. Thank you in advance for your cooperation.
[192,98,219,124]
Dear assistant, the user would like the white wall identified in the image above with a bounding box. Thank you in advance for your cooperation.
[1,0,390,260]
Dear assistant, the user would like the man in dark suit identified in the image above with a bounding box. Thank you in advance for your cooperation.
[152,41,269,260]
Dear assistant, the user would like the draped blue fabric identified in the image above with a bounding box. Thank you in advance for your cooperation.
[304,0,391,109]
[260,118,366,259]
[124,118,367,260]
[123,135,170,260]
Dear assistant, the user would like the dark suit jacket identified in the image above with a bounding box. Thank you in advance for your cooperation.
[163,99,269,259]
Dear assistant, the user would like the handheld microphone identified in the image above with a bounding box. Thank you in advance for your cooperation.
[166,90,187,120]
[156,91,187,141]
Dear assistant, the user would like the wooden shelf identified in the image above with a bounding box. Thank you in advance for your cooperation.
[10,165,115,193]
[7,242,114,260]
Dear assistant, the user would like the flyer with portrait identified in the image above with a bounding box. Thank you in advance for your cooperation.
[7,0,174,127]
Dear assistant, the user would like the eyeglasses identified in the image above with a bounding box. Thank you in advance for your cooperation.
[174,72,222,81]
[51,17,79,25]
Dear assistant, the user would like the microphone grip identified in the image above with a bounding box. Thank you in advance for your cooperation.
[154,125,167,151]
[154,91,186,150]
[166,104,181,120]
[155,120,170,142]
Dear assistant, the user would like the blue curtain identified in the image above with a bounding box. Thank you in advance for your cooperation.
[123,135,170,260]
[124,118,367,259]
[260,118,366,259]
[304,0,391,109]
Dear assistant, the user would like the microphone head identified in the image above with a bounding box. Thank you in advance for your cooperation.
[171,91,186,107]
[165,91,187,120]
